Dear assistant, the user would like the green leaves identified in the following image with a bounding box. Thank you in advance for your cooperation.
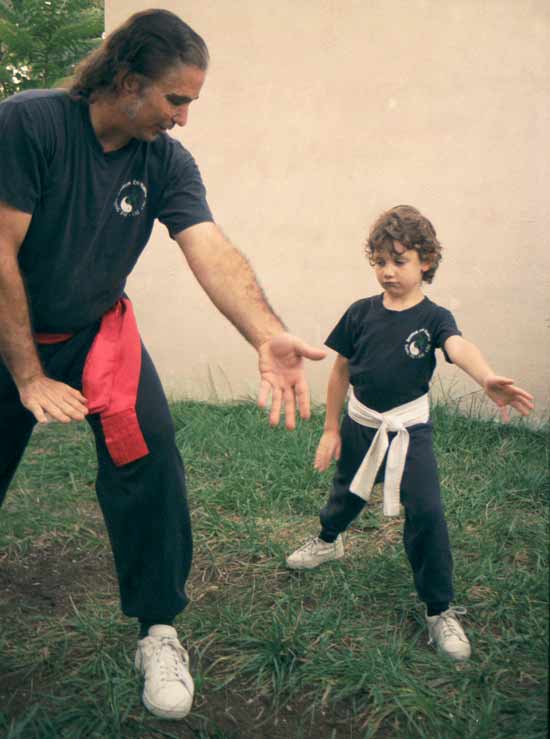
[0,0,103,99]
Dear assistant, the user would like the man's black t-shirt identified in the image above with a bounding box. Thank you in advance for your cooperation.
[326,294,461,412]
[0,90,213,332]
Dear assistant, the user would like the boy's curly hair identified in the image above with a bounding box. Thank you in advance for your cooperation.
[365,205,442,283]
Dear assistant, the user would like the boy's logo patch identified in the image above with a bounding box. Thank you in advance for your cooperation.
[114,180,147,217]
[405,328,431,359]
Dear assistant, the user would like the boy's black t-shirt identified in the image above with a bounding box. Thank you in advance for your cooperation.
[326,294,461,413]
[0,90,214,332]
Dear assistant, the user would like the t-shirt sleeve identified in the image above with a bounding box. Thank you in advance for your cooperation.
[157,142,214,237]
[433,306,462,363]
[0,100,48,214]
[325,305,356,358]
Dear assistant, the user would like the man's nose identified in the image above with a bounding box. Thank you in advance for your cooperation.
[173,106,189,127]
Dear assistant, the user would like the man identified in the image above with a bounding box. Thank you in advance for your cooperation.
[0,9,325,720]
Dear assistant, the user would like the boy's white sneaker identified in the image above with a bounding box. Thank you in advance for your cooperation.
[135,625,194,719]
[286,535,344,570]
[426,607,471,661]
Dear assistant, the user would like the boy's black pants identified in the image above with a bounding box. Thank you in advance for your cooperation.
[0,323,192,623]
[320,414,454,606]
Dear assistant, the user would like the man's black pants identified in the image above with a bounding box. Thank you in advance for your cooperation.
[0,323,191,623]
[320,414,454,606]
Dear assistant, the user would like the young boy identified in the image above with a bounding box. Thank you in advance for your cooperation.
[286,204,534,660]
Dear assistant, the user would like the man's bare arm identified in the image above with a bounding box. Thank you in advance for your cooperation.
[0,201,88,423]
[175,221,285,347]
[175,222,326,428]
[0,202,43,384]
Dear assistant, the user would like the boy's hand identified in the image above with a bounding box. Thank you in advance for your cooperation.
[314,430,341,471]
[483,375,535,423]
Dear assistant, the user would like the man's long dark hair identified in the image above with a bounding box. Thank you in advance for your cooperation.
[69,9,209,100]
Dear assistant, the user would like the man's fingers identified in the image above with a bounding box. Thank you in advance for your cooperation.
[294,340,327,362]
[29,404,49,424]
[43,402,74,423]
[67,386,88,404]
[269,386,282,426]
[257,380,271,409]
[283,388,296,431]
[295,381,311,421]
[63,395,89,417]
[29,401,72,424]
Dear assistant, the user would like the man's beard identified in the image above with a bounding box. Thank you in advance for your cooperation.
[123,96,145,120]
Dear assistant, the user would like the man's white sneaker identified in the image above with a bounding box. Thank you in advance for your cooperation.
[135,625,194,719]
[286,535,344,570]
[426,607,471,661]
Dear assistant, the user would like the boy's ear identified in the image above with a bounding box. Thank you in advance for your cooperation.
[420,259,432,273]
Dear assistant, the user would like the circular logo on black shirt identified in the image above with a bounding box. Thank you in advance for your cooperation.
[404,328,432,359]
[114,180,147,217]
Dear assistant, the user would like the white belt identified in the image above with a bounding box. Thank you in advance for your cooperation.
[348,390,430,516]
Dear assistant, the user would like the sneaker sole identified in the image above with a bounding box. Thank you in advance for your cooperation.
[428,637,471,661]
[142,691,193,720]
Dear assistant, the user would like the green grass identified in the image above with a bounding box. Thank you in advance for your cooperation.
[0,400,548,738]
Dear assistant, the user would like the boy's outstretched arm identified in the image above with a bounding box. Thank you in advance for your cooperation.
[314,354,350,471]
[443,335,534,422]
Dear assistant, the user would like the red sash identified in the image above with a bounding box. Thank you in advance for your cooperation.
[35,298,149,467]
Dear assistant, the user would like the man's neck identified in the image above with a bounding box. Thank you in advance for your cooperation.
[89,99,133,153]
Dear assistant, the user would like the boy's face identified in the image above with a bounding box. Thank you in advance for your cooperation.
[372,241,430,298]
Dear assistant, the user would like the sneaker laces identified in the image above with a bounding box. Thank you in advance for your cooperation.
[430,607,468,644]
[296,537,327,553]
[144,637,189,683]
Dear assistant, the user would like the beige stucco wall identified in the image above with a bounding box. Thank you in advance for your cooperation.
[107,1,549,422]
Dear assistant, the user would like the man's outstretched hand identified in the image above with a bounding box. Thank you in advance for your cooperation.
[257,333,326,430]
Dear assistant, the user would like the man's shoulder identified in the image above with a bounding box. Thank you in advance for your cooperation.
[148,132,194,165]
[0,89,78,136]
[1,88,72,111]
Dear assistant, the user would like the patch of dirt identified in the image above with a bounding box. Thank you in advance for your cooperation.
[0,532,115,617]
[0,535,383,738]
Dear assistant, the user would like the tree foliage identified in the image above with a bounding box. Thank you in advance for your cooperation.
[0,0,104,100]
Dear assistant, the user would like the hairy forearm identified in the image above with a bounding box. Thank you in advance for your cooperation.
[178,223,285,349]
[324,359,350,430]
[200,246,285,348]
[0,254,43,387]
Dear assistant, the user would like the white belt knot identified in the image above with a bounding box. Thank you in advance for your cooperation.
[347,390,430,516]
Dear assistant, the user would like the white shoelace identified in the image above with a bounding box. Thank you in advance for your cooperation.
[429,607,468,644]
[145,637,188,683]
[296,537,330,553]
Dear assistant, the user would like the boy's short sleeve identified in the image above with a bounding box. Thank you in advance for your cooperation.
[157,142,214,238]
[0,100,48,214]
[325,305,356,358]
[434,306,462,363]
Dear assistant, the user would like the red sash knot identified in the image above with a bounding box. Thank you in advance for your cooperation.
[82,298,149,466]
